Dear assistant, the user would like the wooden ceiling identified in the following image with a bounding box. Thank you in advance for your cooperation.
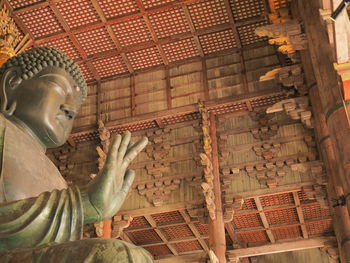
[117,189,333,259]
[5,0,271,83]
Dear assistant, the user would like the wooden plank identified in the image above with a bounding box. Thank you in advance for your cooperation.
[227,236,336,259]
[254,197,276,243]
[144,215,179,256]
[292,192,309,239]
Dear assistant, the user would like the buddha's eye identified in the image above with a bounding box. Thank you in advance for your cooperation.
[60,105,75,120]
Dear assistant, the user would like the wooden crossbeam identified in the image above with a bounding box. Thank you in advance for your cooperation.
[225,222,244,248]
[143,215,179,256]
[201,59,210,101]
[135,0,169,65]
[140,236,206,248]
[165,66,172,110]
[227,236,336,260]
[182,5,204,57]
[292,192,309,239]
[131,74,136,116]
[71,89,284,136]
[254,197,276,243]
[90,0,134,73]
[47,2,100,80]
[179,210,209,252]
[96,81,102,122]
[154,252,207,263]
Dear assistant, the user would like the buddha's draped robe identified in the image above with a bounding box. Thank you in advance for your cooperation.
[0,115,153,262]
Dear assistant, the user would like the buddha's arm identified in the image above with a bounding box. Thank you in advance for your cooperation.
[0,186,83,251]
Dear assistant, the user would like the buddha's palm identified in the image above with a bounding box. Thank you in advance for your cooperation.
[82,131,148,223]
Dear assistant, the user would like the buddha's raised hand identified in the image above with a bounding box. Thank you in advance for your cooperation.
[82,131,148,224]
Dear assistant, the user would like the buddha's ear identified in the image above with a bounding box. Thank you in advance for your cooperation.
[0,67,22,116]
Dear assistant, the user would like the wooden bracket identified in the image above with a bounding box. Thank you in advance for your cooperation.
[136,179,181,206]
[112,215,133,239]
[255,20,307,62]
[267,96,313,129]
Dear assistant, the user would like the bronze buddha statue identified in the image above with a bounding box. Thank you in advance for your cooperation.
[0,47,153,262]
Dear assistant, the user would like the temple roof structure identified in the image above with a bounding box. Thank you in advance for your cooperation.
[4,0,350,262]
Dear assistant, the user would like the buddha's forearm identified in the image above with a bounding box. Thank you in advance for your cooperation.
[0,186,83,251]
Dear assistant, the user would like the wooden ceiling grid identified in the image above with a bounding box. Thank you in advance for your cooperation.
[118,189,333,259]
[5,0,269,83]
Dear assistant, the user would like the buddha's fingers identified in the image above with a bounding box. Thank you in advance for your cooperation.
[122,137,148,169]
[104,134,122,170]
[121,170,135,196]
[117,131,131,165]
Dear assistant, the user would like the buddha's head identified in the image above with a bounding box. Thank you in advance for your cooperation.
[0,47,87,148]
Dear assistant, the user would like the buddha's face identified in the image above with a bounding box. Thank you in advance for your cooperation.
[9,66,83,148]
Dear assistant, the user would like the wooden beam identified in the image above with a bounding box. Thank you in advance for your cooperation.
[155,252,207,263]
[182,5,204,57]
[131,74,136,116]
[135,0,168,65]
[165,66,172,109]
[144,215,179,256]
[292,192,309,239]
[227,236,336,260]
[90,0,134,73]
[225,222,244,248]
[201,58,210,101]
[71,89,284,135]
[254,197,276,243]
[48,2,101,80]
[179,210,210,253]
[96,80,102,122]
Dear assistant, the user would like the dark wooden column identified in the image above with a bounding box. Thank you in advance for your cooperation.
[296,0,350,260]
[297,0,350,208]
[209,113,227,263]
[310,86,350,262]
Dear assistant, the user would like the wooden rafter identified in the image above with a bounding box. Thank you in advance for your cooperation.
[143,215,179,256]
[225,222,243,248]
[47,1,100,80]
[90,0,134,73]
[135,0,168,65]
[254,197,276,243]
[179,210,210,253]
[182,5,204,57]
[292,191,309,239]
